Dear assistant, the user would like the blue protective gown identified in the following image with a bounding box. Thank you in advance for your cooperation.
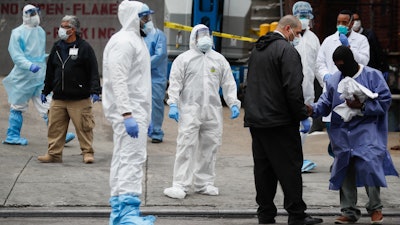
[312,65,398,190]
[3,24,46,105]
[144,28,168,141]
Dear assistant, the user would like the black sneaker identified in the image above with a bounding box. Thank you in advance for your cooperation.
[151,138,162,143]
[290,216,323,225]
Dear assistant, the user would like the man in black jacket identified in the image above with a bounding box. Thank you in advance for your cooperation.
[244,15,323,225]
[38,15,101,164]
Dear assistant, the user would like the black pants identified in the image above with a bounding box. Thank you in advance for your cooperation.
[250,125,307,223]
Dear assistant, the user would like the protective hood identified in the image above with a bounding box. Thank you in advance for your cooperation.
[118,0,143,34]
[22,4,40,26]
[189,24,213,50]
[255,32,283,51]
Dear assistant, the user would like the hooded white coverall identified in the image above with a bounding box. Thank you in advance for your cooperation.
[166,24,241,193]
[102,0,151,197]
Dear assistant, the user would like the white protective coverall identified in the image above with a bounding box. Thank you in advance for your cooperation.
[295,28,320,145]
[166,24,241,197]
[102,0,151,197]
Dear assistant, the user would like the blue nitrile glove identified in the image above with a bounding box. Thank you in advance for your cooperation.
[90,94,100,103]
[168,103,179,122]
[29,64,40,73]
[147,120,153,137]
[323,74,332,82]
[339,33,349,47]
[300,118,311,133]
[230,105,240,119]
[124,117,139,138]
[41,94,47,104]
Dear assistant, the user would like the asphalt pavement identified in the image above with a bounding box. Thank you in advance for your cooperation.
[0,80,399,224]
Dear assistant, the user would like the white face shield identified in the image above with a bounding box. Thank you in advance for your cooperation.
[196,27,213,53]
[23,5,41,27]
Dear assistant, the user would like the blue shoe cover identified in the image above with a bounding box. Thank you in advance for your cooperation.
[3,137,28,145]
[302,159,316,172]
[3,110,28,145]
[119,194,156,225]
[109,196,120,225]
[65,132,76,143]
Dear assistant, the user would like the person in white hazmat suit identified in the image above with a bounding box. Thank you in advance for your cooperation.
[292,1,321,172]
[2,4,75,146]
[163,24,241,199]
[102,1,155,224]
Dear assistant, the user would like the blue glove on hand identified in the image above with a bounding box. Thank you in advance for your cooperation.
[300,118,311,133]
[323,74,332,82]
[230,105,240,119]
[40,94,47,104]
[168,104,179,122]
[339,34,349,47]
[124,117,139,138]
[29,64,40,73]
[90,94,100,103]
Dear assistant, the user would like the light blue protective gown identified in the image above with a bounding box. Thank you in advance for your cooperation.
[144,28,168,141]
[312,65,398,190]
[3,24,46,105]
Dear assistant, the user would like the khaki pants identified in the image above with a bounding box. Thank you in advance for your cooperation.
[47,98,95,159]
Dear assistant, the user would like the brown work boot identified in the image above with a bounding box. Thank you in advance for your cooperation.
[37,154,62,163]
[334,215,357,224]
[370,210,383,224]
[83,153,94,164]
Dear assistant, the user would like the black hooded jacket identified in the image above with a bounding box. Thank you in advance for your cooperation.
[43,35,101,100]
[244,32,308,128]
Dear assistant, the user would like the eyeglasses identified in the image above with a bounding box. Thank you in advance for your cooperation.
[24,8,40,17]
[60,25,72,29]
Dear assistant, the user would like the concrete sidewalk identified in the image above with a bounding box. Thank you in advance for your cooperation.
[0,81,399,218]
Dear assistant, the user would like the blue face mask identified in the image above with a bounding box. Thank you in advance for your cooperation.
[337,25,348,35]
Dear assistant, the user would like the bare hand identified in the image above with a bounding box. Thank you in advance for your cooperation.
[346,95,363,109]
[306,104,313,116]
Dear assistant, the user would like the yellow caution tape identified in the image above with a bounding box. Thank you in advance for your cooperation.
[164,21,257,43]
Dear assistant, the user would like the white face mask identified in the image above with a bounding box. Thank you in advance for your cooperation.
[58,27,70,40]
[29,15,40,27]
[300,18,309,30]
[289,28,301,47]
[196,36,213,52]
[142,21,154,35]
[352,20,362,31]
[291,36,301,46]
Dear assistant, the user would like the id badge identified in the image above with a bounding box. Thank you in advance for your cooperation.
[69,48,78,60]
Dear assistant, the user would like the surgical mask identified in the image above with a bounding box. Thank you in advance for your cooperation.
[197,36,213,52]
[289,28,300,47]
[29,15,40,27]
[352,20,361,31]
[337,25,349,35]
[291,36,301,46]
[58,27,70,40]
[142,21,154,35]
[300,18,309,30]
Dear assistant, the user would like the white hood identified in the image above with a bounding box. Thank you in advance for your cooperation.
[118,0,143,35]
[189,24,214,50]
